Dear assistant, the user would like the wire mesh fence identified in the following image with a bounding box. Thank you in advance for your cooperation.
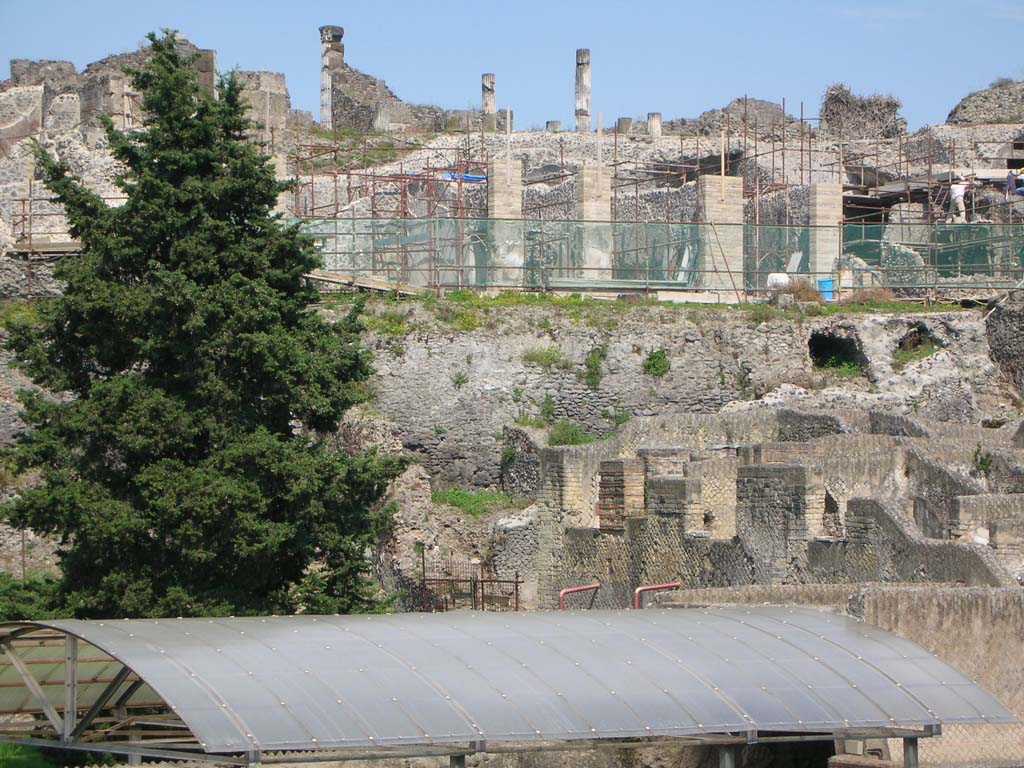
[297,217,1024,297]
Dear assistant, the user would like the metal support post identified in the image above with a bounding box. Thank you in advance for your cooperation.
[903,737,919,768]
[63,635,78,742]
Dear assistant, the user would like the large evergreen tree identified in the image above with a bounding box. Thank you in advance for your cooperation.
[4,32,404,618]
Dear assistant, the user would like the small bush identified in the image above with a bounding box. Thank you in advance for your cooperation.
[840,287,895,305]
[539,394,556,423]
[0,300,40,331]
[775,281,822,303]
[580,345,607,387]
[451,372,468,388]
[362,309,409,337]
[522,345,570,370]
[500,446,518,472]
[642,349,671,377]
[974,444,993,477]
[431,488,512,517]
[990,76,1016,89]
[513,413,547,428]
[602,407,631,425]
[451,310,480,331]
[548,419,597,446]
[0,572,60,622]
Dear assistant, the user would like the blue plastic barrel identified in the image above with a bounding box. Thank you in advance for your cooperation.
[817,277,835,302]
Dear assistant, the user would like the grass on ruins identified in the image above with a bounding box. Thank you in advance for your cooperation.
[321,289,964,325]
[547,419,598,446]
[431,488,514,517]
[892,335,942,369]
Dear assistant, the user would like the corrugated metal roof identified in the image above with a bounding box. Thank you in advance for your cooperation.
[0,607,1014,756]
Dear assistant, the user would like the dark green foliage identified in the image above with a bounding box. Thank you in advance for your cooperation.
[580,345,607,387]
[642,349,671,377]
[0,745,50,768]
[539,394,557,423]
[3,32,405,618]
[0,573,60,622]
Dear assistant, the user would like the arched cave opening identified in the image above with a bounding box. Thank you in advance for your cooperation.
[808,331,868,373]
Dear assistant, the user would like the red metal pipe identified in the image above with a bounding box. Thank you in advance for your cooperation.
[633,582,681,610]
[558,583,601,610]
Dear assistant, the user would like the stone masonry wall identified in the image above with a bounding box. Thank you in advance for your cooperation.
[362,303,1008,490]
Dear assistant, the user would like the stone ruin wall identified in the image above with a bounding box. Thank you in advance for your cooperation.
[530,408,1019,611]
[361,302,1014,490]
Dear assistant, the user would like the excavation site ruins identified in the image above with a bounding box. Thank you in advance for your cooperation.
[1,18,1024,768]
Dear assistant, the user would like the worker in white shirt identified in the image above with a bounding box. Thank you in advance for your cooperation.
[948,175,973,223]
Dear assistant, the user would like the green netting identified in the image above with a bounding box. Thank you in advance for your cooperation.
[293,218,1024,293]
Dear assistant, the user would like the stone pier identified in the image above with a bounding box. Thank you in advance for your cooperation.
[487,159,522,219]
[616,116,632,135]
[575,49,591,133]
[487,159,524,286]
[697,175,745,293]
[319,25,345,129]
[647,112,662,139]
[577,164,612,279]
[481,73,496,132]
[546,120,561,133]
[808,183,843,279]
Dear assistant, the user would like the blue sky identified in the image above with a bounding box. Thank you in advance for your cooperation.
[3,0,1024,131]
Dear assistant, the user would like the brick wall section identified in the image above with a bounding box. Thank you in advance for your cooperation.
[736,463,825,579]
[597,459,645,529]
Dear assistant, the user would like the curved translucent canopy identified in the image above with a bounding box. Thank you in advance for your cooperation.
[0,607,1014,756]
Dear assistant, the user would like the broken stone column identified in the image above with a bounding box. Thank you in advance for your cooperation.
[373,102,391,133]
[697,175,745,294]
[809,183,843,280]
[575,49,591,133]
[481,73,496,132]
[577,163,612,279]
[545,120,561,133]
[319,25,345,129]
[615,116,632,135]
[647,112,662,139]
